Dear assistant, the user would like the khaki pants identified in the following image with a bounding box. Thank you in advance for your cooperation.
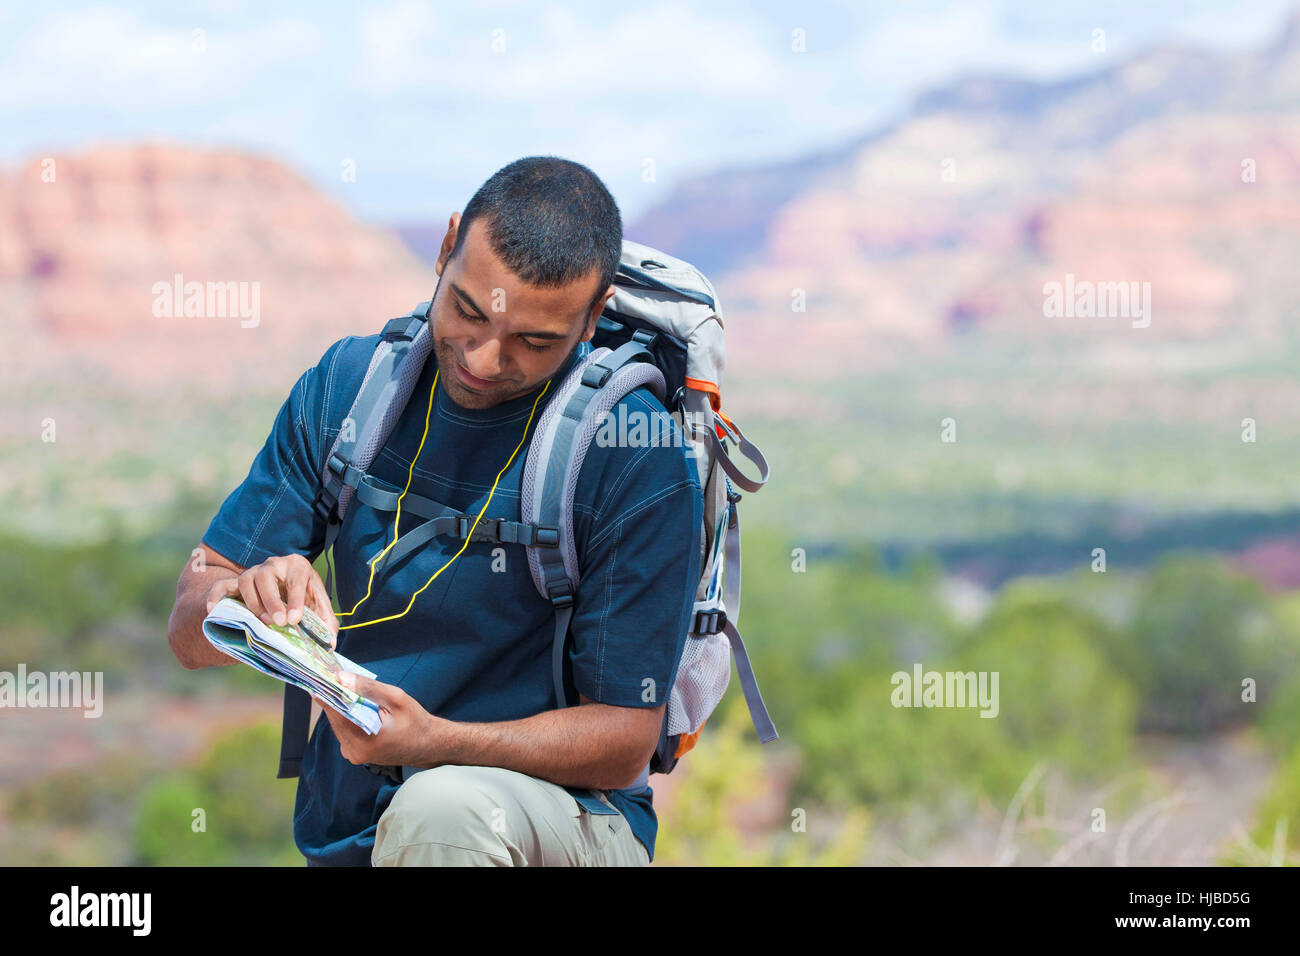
[371,764,651,866]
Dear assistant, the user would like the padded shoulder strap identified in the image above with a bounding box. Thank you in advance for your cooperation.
[519,338,666,709]
[315,301,433,528]
[282,301,432,780]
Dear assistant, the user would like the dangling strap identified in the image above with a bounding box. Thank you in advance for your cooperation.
[723,494,742,624]
[277,685,313,778]
[722,619,778,743]
[690,413,770,494]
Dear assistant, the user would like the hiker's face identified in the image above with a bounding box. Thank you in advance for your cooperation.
[431,214,611,410]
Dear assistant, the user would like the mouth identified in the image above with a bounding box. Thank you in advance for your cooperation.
[454,359,499,390]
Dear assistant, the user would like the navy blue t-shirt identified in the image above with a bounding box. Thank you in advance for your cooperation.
[202,330,703,865]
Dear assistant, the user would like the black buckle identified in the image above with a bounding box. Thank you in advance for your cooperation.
[581,364,612,388]
[456,516,499,541]
[694,609,727,634]
[312,491,336,524]
[381,315,425,342]
[631,329,657,348]
[547,580,575,608]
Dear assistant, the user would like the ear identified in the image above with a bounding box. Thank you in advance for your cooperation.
[580,284,616,343]
[434,212,461,277]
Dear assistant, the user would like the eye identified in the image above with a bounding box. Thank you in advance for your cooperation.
[454,301,486,323]
[454,300,551,353]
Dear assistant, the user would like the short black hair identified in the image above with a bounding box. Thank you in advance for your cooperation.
[449,156,623,318]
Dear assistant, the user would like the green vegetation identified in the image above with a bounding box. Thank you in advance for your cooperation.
[0,491,276,695]
[1244,743,1300,864]
[2,497,1298,865]
[734,526,1300,860]
[135,721,301,866]
[654,704,869,866]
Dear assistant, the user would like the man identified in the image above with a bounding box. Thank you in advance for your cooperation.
[166,156,704,866]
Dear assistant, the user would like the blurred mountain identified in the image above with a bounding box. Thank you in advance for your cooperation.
[617,7,1300,374]
[0,143,434,540]
[4,14,1300,547]
[0,143,434,395]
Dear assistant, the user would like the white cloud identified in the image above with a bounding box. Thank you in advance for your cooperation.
[0,0,1286,223]
[0,8,322,110]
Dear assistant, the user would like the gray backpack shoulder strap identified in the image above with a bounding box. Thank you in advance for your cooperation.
[519,334,667,710]
[279,301,432,781]
[311,301,433,592]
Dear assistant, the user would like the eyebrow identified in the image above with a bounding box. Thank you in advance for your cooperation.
[450,283,571,340]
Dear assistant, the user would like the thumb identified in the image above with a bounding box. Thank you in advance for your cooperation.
[339,671,397,705]
[205,577,239,613]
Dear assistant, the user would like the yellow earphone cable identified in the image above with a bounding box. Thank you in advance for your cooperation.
[336,370,551,632]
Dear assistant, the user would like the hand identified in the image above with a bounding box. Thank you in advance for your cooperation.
[324,672,451,769]
[204,553,339,648]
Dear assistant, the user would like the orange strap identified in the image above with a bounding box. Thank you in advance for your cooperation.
[684,377,735,440]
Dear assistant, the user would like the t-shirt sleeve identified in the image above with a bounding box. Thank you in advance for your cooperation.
[201,338,352,568]
[567,397,705,709]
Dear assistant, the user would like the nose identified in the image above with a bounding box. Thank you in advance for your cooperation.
[463,336,504,381]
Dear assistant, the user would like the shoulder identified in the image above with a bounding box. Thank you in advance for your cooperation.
[299,333,381,435]
[576,382,702,529]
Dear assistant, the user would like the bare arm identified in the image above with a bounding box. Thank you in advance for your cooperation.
[328,677,663,791]
[167,544,244,669]
[435,693,663,791]
[167,544,339,670]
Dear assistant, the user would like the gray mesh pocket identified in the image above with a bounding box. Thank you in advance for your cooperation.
[666,631,731,737]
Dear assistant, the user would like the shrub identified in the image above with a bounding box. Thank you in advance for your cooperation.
[1126,556,1293,734]
[134,721,301,866]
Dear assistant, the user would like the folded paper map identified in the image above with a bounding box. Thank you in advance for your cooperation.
[202,596,382,735]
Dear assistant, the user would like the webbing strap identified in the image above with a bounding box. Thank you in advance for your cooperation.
[321,516,343,606]
[551,602,574,710]
[722,619,778,743]
[278,684,312,778]
[350,471,446,517]
[376,507,554,574]
[692,414,770,494]
[723,497,741,624]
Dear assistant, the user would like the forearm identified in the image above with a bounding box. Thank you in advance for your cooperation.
[432,705,647,791]
[167,564,239,670]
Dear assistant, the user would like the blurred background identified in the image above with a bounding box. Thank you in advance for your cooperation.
[2,0,1299,865]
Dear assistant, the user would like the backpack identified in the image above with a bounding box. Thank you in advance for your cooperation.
[276,240,778,794]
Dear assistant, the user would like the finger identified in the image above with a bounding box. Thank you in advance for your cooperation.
[205,576,240,613]
[283,558,309,627]
[236,570,268,623]
[253,561,289,627]
[344,673,405,712]
[307,577,339,646]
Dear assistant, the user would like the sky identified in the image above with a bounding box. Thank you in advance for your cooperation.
[1,0,1294,225]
